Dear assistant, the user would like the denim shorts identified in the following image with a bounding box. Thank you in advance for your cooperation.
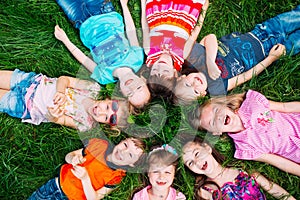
[0,69,37,119]
[56,0,115,28]
[28,178,67,200]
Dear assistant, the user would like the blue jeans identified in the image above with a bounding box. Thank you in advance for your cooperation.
[0,69,37,119]
[28,178,67,200]
[251,5,300,56]
[56,0,115,28]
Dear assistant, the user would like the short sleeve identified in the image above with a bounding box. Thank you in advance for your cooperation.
[84,138,108,159]
[246,90,269,108]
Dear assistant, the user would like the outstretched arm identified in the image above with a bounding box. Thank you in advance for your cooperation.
[184,0,209,59]
[227,43,285,91]
[71,165,114,200]
[253,172,296,199]
[120,0,140,47]
[255,153,300,177]
[269,100,300,113]
[54,25,97,73]
[141,0,150,55]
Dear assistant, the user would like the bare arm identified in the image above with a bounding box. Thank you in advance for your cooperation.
[141,0,150,55]
[227,43,285,91]
[269,100,300,113]
[255,153,300,177]
[197,34,220,80]
[120,0,140,47]
[54,25,97,73]
[253,172,296,199]
[184,0,209,59]
[46,106,77,129]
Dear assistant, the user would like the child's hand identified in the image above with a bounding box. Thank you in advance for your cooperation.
[202,0,209,12]
[53,91,66,106]
[207,59,221,80]
[71,165,89,180]
[47,105,64,121]
[268,44,286,62]
[66,154,86,166]
[54,25,69,42]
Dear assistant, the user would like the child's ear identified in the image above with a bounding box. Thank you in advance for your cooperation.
[140,75,147,82]
[129,163,135,167]
[200,90,207,97]
[212,132,222,136]
[203,143,212,154]
[174,69,179,78]
[177,74,186,81]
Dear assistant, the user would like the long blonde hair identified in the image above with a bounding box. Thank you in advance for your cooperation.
[189,92,246,130]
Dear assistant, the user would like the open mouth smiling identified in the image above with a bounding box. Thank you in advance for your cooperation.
[156,181,167,186]
[224,115,230,125]
[201,161,208,170]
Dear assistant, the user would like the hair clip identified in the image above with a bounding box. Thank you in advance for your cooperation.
[149,144,178,157]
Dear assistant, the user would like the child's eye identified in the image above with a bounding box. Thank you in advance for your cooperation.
[124,142,127,148]
[137,86,142,90]
[129,153,132,158]
[165,171,172,174]
[188,161,194,167]
[105,115,108,121]
[195,152,199,157]
[106,105,109,110]
[194,90,199,95]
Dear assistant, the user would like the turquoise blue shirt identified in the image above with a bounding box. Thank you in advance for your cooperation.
[80,12,144,84]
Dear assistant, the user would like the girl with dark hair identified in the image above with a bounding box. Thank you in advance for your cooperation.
[182,136,296,200]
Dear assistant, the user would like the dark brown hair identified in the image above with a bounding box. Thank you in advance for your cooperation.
[182,136,225,200]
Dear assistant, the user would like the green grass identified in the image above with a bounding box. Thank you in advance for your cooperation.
[0,0,300,199]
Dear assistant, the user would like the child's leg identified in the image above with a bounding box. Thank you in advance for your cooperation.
[28,178,67,200]
[0,69,37,118]
[56,0,115,29]
[0,70,13,90]
[251,5,300,55]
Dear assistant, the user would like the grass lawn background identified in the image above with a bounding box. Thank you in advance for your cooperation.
[0,0,300,199]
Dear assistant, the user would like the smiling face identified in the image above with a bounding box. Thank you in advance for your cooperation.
[119,73,150,108]
[150,53,176,79]
[87,99,120,125]
[199,103,244,135]
[109,138,144,167]
[182,142,215,175]
[174,72,208,101]
[148,164,175,191]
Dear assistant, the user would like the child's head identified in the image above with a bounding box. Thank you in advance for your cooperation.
[147,144,179,190]
[182,136,224,175]
[109,137,145,167]
[189,93,245,135]
[119,71,151,109]
[173,72,208,105]
[181,136,225,199]
[88,99,130,128]
[150,53,176,79]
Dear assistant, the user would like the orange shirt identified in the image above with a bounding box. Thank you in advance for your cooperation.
[59,138,126,200]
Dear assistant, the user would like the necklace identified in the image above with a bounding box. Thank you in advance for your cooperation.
[211,167,225,180]
[149,188,167,200]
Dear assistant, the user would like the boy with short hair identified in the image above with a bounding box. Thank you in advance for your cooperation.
[28,137,145,200]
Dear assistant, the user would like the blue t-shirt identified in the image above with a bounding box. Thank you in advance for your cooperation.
[185,32,264,96]
[80,12,144,85]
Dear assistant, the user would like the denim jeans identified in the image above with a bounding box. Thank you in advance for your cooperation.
[28,178,67,200]
[251,5,300,55]
[0,69,37,119]
[56,0,115,28]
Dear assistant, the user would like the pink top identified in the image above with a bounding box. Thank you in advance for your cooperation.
[228,90,300,163]
[132,185,186,200]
